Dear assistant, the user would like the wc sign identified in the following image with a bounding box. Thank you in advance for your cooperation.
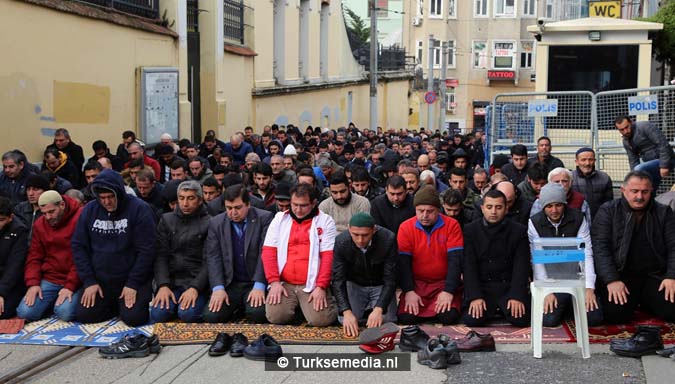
[528,99,558,117]
[628,95,658,115]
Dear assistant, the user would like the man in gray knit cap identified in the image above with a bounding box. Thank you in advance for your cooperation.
[527,183,601,327]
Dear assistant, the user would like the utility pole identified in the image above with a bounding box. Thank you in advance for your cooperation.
[369,0,378,132]
[427,34,434,132]
[438,41,448,134]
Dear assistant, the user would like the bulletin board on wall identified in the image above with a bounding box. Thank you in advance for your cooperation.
[138,67,179,146]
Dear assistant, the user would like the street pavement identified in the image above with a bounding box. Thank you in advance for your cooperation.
[1,342,674,384]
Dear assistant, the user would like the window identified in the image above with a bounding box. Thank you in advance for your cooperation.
[472,40,488,69]
[448,0,457,17]
[430,0,442,17]
[493,41,516,70]
[445,90,456,113]
[495,0,516,17]
[545,0,554,19]
[432,40,441,68]
[474,0,488,17]
[523,0,536,16]
[416,40,423,64]
[520,41,534,69]
[447,40,456,68]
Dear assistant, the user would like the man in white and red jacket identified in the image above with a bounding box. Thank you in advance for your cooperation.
[262,183,338,326]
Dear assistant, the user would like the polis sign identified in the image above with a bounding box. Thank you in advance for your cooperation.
[487,70,515,81]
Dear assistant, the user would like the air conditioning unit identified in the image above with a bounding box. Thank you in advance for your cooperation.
[412,17,421,26]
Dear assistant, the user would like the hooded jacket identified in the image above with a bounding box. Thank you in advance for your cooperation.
[25,195,82,292]
[71,169,157,289]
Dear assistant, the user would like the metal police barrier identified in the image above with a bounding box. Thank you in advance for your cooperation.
[488,91,594,171]
[595,85,675,193]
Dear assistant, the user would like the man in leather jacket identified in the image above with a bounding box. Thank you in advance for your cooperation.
[331,213,398,337]
[592,171,675,323]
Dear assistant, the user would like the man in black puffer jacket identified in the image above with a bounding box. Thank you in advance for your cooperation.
[150,180,211,323]
[592,171,675,323]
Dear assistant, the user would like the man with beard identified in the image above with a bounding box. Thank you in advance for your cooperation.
[332,213,398,337]
[370,176,415,235]
[592,171,675,323]
[263,183,338,326]
[350,166,382,201]
[188,158,213,185]
[462,190,530,327]
[251,162,276,210]
[17,191,82,321]
[397,186,463,325]
[528,183,601,327]
[401,168,421,196]
[572,147,613,218]
[319,173,371,233]
[528,136,565,172]
[616,115,675,191]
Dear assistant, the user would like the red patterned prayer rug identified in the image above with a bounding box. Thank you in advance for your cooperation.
[565,312,675,344]
[154,321,572,345]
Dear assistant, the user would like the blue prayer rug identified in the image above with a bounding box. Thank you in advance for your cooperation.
[0,317,153,347]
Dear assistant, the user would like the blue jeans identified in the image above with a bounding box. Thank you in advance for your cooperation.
[149,287,207,323]
[16,280,81,321]
[635,159,665,191]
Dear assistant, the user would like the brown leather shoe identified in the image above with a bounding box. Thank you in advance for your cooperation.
[455,331,496,352]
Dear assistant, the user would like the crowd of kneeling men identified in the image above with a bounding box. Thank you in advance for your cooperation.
[0,131,674,342]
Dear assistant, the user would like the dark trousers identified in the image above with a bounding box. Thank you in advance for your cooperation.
[599,275,675,324]
[75,281,152,327]
[203,282,267,324]
[542,293,604,327]
[398,310,459,325]
[0,286,25,319]
[461,291,531,328]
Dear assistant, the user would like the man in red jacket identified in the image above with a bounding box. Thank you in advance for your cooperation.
[16,191,82,321]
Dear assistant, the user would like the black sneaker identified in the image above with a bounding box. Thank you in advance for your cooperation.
[417,338,448,369]
[230,333,248,357]
[99,333,150,359]
[147,334,162,354]
[244,334,283,362]
[438,334,461,365]
[399,325,430,352]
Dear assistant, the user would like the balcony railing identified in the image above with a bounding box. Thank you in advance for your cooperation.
[76,0,160,20]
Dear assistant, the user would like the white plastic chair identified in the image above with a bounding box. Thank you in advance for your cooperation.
[530,238,590,359]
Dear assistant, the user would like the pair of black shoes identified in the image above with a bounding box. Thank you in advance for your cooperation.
[99,333,162,359]
[243,333,283,362]
[417,334,461,369]
[209,332,249,357]
[610,325,664,358]
[399,326,461,369]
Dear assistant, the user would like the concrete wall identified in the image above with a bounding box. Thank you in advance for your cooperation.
[0,1,181,162]
[253,79,410,131]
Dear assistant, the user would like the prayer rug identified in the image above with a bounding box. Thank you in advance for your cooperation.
[565,312,675,344]
[154,321,572,345]
[0,317,153,347]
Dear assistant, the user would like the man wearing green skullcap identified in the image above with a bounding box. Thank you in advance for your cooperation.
[331,212,398,337]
